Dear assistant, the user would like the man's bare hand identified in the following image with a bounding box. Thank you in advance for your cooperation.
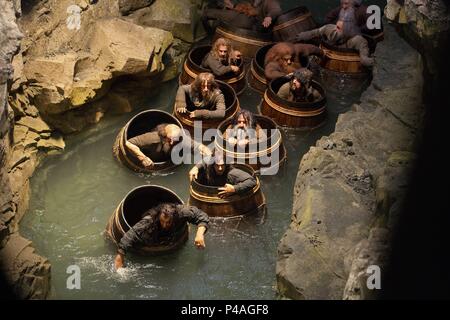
[189,166,199,182]
[224,0,234,9]
[231,65,240,73]
[199,145,212,157]
[218,183,236,198]
[139,156,154,168]
[177,106,188,114]
[189,111,196,119]
[262,16,272,28]
[114,253,124,270]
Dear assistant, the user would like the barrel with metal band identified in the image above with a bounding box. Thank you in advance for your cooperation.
[105,185,189,256]
[188,164,266,217]
[112,110,183,173]
[213,22,273,61]
[272,6,316,42]
[179,45,246,95]
[173,80,240,137]
[248,43,274,94]
[214,114,287,174]
[319,41,371,94]
[260,77,327,129]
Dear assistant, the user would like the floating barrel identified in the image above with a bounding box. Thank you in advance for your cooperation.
[214,114,287,174]
[320,41,369,74]
[179,45,246,95]
[319,41,371,94]
[112,109,183,173]
[260,77,327,129]
[188,164,266,217]
[105,185,189,256]
[273,6,316,42]
[173,80,240,137]
[248,43,274,94]
[213,22,273,61]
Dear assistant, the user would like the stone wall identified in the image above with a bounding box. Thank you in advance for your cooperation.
[0,0,201,299]
[276,21,424,299]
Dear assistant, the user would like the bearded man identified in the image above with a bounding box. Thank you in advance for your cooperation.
[176,72,226,120]
[201,37,242,76]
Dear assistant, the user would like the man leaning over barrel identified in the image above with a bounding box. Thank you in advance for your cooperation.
[114,203,210,270]
[125,123,211,169]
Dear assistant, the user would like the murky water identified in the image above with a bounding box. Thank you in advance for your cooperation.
[20,0,384,299]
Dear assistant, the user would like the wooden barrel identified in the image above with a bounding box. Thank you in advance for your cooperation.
[112,110,183,174]
[214,114,287,174]
[319,41,370,74]
[260,77,327,129]
[273,6,316,42]
[179,45,247,95]
[105,185,189,256]
[188,164,266,217]
[173,80,240,137]
[213,22,273,61]
[248,43,274,94]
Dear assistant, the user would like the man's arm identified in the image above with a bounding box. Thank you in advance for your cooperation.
[203,54,234,76]
[228,168,257,194]
[176,205,210,249]
[126,132,161,168]
[264,62,287,81]
[277,82,291,100]
[115,217,154,269]
[294,43,324,58]
[263,0,282,19]
[192,92,226,119]
[175,85,190,113]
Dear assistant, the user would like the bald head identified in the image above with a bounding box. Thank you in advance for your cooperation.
[165,124,182,146]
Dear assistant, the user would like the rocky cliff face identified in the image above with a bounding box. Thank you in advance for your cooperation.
[277,0,450,300]
[0,0,203,299]
[276,21,424,299]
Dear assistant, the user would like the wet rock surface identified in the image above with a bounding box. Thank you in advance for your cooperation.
[276,22,424,299]
[0,0,192,299]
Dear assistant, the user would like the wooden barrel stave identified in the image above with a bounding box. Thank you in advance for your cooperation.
[188,164,266,217]
[260,78,327,129]
[247,43,274,94]
[213,23,273,60]
[273,6,316,42]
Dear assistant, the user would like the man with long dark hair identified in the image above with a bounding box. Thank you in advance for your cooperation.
[189,150,256,198]
[277,68,322,103]
[114,202,210,270]
[176,72,226,120]
[201,37,242,76]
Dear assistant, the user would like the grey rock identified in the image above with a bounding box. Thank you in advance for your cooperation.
[276,22,424,300]
[119,0,154,15]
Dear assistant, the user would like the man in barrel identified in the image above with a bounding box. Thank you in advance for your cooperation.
[189,149,257,198]
[289,0,374,67]
[202,0,282,32]
[114,202,210,270]
[126,123,211,169]
[201,37,242,77]
[176,72,226,121]
[277,68,322,103]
